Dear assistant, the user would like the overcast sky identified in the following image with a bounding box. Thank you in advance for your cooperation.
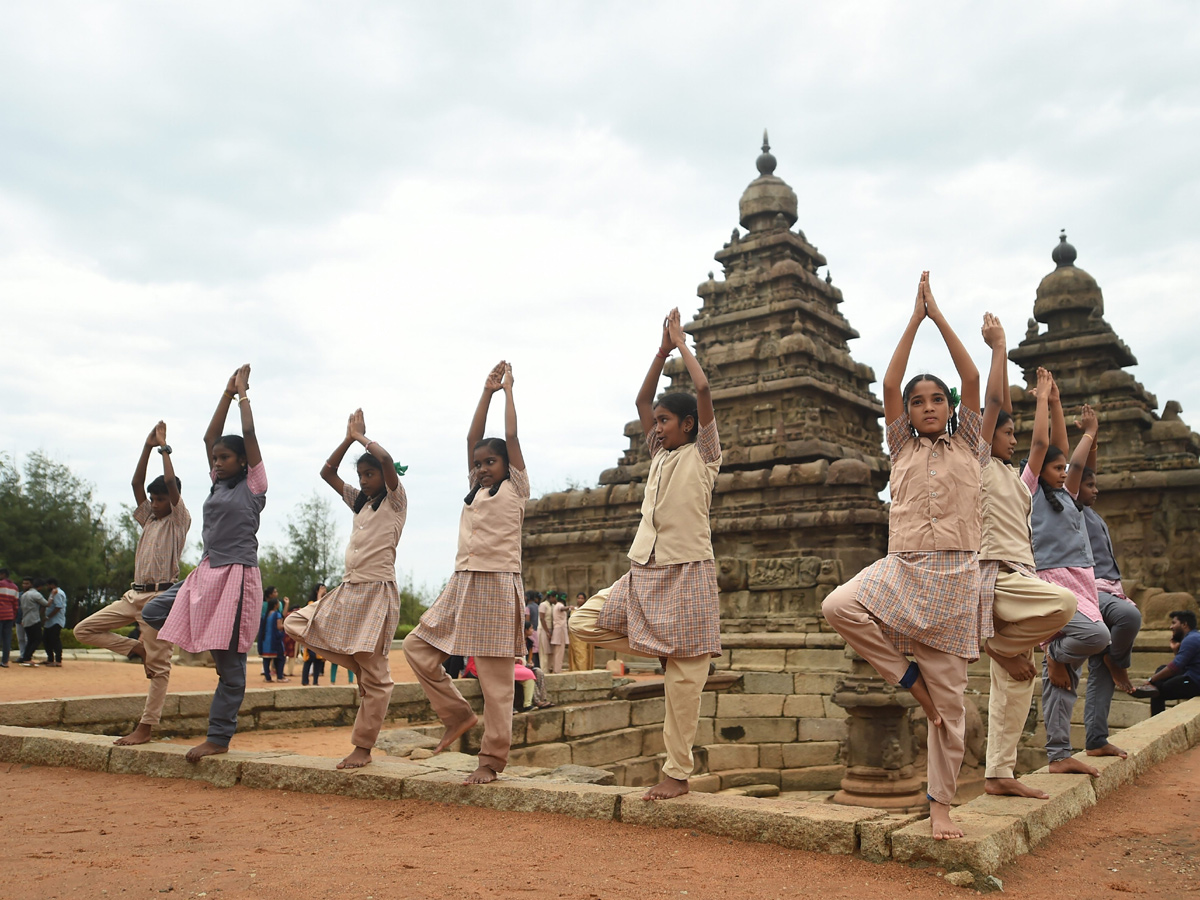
[2,1,1197,594]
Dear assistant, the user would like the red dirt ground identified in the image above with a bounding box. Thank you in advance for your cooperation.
[3,743,1197,899]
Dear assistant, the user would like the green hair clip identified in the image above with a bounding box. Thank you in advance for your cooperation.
[394,463,408,476]
[949,387,961,407]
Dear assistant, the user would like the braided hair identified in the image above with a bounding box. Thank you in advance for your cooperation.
[352,452,388,513]
[902,374,959,436]
[1037,445,1066,512]
[464,438,510,504]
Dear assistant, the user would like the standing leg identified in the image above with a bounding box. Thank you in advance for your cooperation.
[16,621,26,659]
[648,654,710,800]
[273,654,286,680]
[1085,594,1141,757]
[911,642,969,840]
[44,625,63,664]
[550,642,565,673]
[0,620,12,666]
[19,623,42,664]
[312,648,394,769]
[189,648,247,761]
[469,655,516,782]
[984,653,1043,797]
[1043,612,1110,775]
[402,632,479,753]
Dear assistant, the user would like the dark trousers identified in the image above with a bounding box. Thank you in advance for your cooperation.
[302,654,324,684]
[43,624,63,663]
[1,620,13,664]
[1150,667,1200,715]
[261,655,285,679]
[20,623,43,662]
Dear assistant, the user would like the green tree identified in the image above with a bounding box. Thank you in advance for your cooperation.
[0,451,116,624]
[258,491,343,605]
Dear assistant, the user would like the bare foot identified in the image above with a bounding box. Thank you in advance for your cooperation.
[929,801,963,840]
[185,741,228,762]
[1086,743,1127,759]
[337,746,373,769]
[1103,655,1134,694]
[986,645,1037,681]
[908,675,942,727]
[1046,656,1072,691]
[985,776,1049,799]
[463,765,498,784]
[434,714,479,754]
[1048,757,1099,776]
[113,723,153,746]
[643,777,689,800]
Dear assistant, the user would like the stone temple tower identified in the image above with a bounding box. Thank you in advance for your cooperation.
[1009,232,1200,616]
[523,134,890,633]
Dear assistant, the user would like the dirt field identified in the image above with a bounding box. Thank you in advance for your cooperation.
[2,745,1196,899]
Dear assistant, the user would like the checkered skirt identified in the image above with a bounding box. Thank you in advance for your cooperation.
[858,550,988,659]
[411,571,526,657]
[301,581,399,657]
[597,559,722,658]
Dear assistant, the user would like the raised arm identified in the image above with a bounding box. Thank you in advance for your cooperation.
[131,423,161,507]
[1066,405,1098,495]
[882,272,928,423]
[353,409,402,491]
[923,276,979,413]
[979,313,1009,444]
[1025,367,1053,478]
[156,422,181,507]
[321,413,357,495]
[467,362,505,471]
[204,370,239,463]
[233,364,262,468]
[500,364,525,471]
[667,308,713,427]
[1086,414,1099,472]
[1047,372,1069,456]
[637,314,675,436]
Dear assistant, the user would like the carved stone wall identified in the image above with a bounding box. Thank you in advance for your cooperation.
[523,135,890,631]
[1008,233,1200,613]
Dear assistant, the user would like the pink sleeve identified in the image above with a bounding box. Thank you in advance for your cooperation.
[246,461,268,495]
[1020,463,1038,496]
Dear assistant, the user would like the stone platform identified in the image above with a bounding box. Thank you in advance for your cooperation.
[2,697,1197,891]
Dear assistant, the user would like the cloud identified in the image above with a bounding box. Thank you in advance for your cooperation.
[1,0,1197,588]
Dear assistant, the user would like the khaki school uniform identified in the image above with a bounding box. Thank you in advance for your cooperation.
[285,483,407,751]
[822,408,985,805]
[74,499,191,727]
[404,467,529,774]
[978,454,1076,780]
[571,421,722,783]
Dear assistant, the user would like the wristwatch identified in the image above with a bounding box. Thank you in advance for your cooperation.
[157,444,173,455]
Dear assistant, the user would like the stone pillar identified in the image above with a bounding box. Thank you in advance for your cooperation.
[829,653,927,812]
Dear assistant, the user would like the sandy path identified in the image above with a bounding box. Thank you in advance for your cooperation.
[0,657,419,703]
[3,744,1197,899]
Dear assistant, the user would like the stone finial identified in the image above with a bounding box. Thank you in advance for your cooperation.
[707,271,715,281]
[756,129,777,176]
[1026,317,1039,340]
[731,227,741,243]
[825,270,833,284]
[1052,229,1077,268]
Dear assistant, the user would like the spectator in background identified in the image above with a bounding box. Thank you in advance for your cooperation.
[42,578,67,667]
[18,578,49,666]
[568,591,595,672]
[0,568,18,668]
[550,592,569,673]
[1134,611,1200,715]
[525,590,542,667]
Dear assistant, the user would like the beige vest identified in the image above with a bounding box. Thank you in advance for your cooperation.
[455,478,525,573]
[628,441,720,565]
[979,457,1035,567]
[344,496,404,583]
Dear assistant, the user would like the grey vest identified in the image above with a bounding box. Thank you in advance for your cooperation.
[201,474,266,568]
[1030,485,1094,571]
[1083,506,1121,581]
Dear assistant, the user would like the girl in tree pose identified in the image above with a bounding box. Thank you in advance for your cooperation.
[977,316,1077,800]
[145,364,267,762]
[823,273,984,840]
[404,362,528,785]
[570,308,722,801]
[1021,370,1110,777]
[285,409,407,769]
